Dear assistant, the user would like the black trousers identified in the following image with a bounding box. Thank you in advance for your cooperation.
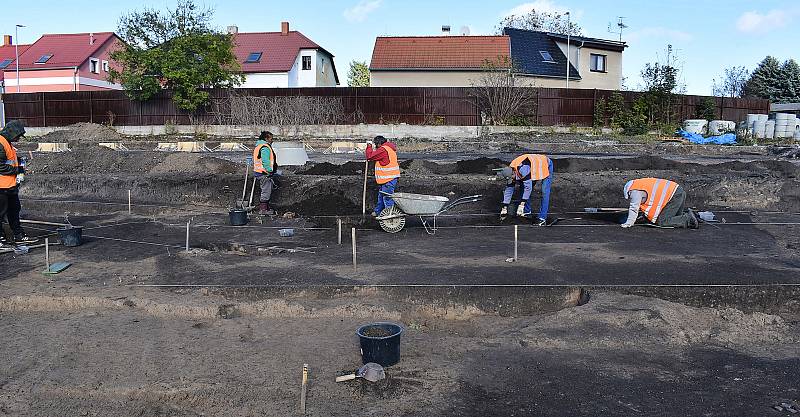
[0,189,23,239]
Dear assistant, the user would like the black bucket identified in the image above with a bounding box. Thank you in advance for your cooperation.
[57,226,83,247]
[356,322,404,367]
[229,209,248,226]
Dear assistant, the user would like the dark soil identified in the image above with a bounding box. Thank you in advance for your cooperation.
[298,161,366,176]
[362,326,394,338]
[455,157,506,174]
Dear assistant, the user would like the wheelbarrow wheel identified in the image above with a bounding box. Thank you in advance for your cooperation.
[378,206,406,233]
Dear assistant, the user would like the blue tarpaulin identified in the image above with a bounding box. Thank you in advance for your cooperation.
[677,129,737,145]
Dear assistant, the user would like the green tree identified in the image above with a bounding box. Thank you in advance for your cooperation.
[497,8,582,35]
[778,59,800,103]
[743,56,782,101]
[347,60,370,87]
[711,66,749,98]
[695,97,716,120]
[109,0,243,112]
[640,61,680,126]
[606,91,626,129]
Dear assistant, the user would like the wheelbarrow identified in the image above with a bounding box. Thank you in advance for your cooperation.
[376,192,482,234]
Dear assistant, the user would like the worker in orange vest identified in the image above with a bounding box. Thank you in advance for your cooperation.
[0,120,34,247]
[253,131,278,215]
[365,136,400,217]
[622,178,699,229]
[498,154,552,226]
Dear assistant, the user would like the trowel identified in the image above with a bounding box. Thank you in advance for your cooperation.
[335,362,385,383]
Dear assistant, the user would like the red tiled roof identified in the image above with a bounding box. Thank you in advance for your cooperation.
[0,44,30,81]
[233,31,325,73]
[15,32,118,69]
[370,36,510,70]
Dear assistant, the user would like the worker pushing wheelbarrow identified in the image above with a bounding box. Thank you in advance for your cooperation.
[376,192,482,234]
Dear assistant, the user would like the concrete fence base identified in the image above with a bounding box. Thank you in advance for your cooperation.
[23,124,613,140]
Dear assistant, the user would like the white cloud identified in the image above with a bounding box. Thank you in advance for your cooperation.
[627,27,693,43]
[736,9,792,33]
[343,0,383,23]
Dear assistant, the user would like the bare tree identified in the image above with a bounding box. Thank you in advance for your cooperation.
[712,66,749,98]
[470,57,538,126]
[497,8,582,35]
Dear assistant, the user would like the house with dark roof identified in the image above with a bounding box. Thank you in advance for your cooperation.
[1,32,123,93]
[230,22,338,88]
[369,28,625,89]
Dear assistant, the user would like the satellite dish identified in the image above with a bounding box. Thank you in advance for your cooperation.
[459,26,470,36]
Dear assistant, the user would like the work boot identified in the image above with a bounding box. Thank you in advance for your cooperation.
[500,206,508,217]
[258,202,275,216]
[686,209,700,229]
[536,218,547,227]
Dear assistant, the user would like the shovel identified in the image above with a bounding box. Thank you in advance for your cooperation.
[335,362,385,383]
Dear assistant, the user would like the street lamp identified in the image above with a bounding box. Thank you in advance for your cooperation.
[565,12,570,89]
[15,24,24,93]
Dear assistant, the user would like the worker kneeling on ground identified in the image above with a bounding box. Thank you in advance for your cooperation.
[498,154,552,226]
[253,131,278,215]
[365,136,399,217]
[0,120,34,247]
[622,178,699,229]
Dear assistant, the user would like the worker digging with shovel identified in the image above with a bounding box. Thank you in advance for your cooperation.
[365,136,400,218]
[498,153,553,226]
[253,131,278,216]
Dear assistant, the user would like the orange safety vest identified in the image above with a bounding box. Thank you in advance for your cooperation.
[374,145,400,184]
[628,178,679,222]
[0,134,18,189]
[253,142,275,174]
[510,154,550,181]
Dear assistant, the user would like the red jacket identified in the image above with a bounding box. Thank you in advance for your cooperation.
[365,141,397,166]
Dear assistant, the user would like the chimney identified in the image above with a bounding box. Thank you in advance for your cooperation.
[227,25,238,34]
[281,21,289,35]
[2,35,11,46]
[89,33,95,45]
[441,25,451,35]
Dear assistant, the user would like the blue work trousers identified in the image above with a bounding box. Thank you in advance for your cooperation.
[375,179,398,215]
[503,160,552,220]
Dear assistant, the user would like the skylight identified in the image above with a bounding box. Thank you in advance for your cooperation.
[0,59,12,69]
[539,51,555,63]
[245,52,262,63]
[35,54,53,64]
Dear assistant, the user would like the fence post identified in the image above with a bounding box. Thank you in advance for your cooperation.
[89,91,93,124]
[41,93,46,127]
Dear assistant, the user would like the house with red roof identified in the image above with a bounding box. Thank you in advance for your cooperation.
[0,35,31,93]
[230,22,338,88]
[1,32,123,93]
[369,28,625,89]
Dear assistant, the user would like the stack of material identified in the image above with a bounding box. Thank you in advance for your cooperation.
[35,143,71,152]
[323,141,368,154]
[214,142,250,151]
[155,143,178,151]
[682,119,708,135]
[707,120,736,135]
[99,142,129,151]
[774,113,798,139]
[176,142,212,152]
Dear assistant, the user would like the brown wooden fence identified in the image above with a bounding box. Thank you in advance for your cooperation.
[0,87,770,128]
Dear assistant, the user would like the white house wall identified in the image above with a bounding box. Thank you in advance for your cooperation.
[240,73,290,88]
[315,51,337,86]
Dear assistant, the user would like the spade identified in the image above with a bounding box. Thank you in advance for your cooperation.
[335,362,385,383]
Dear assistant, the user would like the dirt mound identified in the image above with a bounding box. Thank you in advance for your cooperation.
[35,123,122,144]
[400,159,456,175]
[298,161,365,176]
[456,157,506,174]
[149,154,242,175]
[29,146,165,175]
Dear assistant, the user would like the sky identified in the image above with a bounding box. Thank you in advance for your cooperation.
[2,0,798,94]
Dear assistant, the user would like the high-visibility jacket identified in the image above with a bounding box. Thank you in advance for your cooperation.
[628,178,679,222]
[510,154,550,181]
[253,141,276,174]
[374,144,400,184]
[0,134,18,189]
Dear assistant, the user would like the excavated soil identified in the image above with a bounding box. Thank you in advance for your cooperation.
[31,122,123,144]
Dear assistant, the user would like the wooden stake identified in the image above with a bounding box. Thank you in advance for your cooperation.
[248,176,257,208]
[362,160,369,215]
[128,189,132,214]
[185,222,190,252]
[45,237,50,271]
[351,228,357,271]
[241,163,250,206]
[514,225,518,261]
[300,364,308,413]
[337,218,342,245]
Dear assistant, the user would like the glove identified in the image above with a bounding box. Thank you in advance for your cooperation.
[516,204,526,216]
[500,206,508,216]
[621,223,633,228]
[16,174,24,185]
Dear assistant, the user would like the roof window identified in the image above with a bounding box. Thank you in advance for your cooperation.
[539,51,555,63]
[0,59,12,69]
[245,52,262,63]
[35,54,53,64]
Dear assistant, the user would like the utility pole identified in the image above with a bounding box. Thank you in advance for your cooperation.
[565,11,570,89]
[15,24,24,93]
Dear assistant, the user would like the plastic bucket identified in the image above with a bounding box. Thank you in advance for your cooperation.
[57,226,83,247]
[356,322,404,367]
[229,209,248,226]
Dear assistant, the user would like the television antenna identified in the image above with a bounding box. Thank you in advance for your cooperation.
[608,17,627,43]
